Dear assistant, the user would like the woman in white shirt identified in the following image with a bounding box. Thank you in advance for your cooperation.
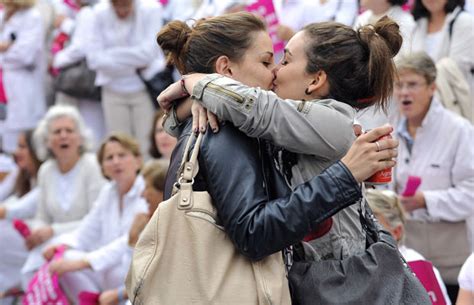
[456,253,474,305]
[411,0,474,95]
[392,51,473,302]
[20,104,106,286]
[366,189,452,305]
[43,133,148,304]
[0,130,41,299]
[0,0,46,153]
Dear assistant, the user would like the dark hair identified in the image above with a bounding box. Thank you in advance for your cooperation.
[412,0,464,20]
[389,0,408,6]
[303,16,402,111]
[156,12,266,74]
[14,130,42,197]
[149,110,164,159]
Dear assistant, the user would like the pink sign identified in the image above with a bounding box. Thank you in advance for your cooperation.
[246,0,285,54]
[23,245,70,305]
[408,260,447,305]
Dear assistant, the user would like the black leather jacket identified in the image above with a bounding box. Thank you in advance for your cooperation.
[164,119,362,261]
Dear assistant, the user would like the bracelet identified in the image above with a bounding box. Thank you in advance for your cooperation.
[117,287,126,303]
[180,78,189,96]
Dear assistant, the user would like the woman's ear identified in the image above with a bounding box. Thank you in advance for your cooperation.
[305,70,329,96]
[215,55,233,77]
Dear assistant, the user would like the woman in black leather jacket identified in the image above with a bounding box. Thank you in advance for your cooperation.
[157,13,397,261]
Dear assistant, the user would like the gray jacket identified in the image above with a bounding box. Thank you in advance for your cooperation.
[166,74,365,260]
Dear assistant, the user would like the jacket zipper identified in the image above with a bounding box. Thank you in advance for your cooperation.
[206,83,245,104]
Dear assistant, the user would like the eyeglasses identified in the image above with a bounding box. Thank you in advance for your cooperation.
[394,81,428,92]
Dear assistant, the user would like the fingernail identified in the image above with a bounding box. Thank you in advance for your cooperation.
[212,127,218,133]
[200,126,206,133]
[193,127,198,134]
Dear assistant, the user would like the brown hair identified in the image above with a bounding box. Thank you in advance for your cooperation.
[156,12,266,74]
[97,133,142,178]
[303,16,402,111]
[14,130,42,197]
[149,110,165,159]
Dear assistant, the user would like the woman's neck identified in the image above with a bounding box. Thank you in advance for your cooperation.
[428,11,446,33]
[117,176,136,198]
[406,117,424,138]
[371,2,391,16]
[5,7,18,21]
[57,154,81,173]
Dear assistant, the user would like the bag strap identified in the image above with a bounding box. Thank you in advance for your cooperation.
[175,133,204,210]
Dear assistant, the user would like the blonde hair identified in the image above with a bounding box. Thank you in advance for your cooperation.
[0,0,36,9]
[141,159,169,192]
[366,189,407,243]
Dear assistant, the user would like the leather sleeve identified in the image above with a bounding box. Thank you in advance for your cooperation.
[199,124,362,261]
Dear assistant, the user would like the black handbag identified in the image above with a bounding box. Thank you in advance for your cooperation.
[288,202,432,305]
[137,66,175,108]
[54,59,101,101]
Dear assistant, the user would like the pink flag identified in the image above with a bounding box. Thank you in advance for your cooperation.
[408,260,447,305]
[246,0,285,54]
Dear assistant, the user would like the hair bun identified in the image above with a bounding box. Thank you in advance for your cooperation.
[156,20,192,73]
[373,16,403,58]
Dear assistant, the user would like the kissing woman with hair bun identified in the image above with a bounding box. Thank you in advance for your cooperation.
[152,11,400,302]
[159,14,403,262]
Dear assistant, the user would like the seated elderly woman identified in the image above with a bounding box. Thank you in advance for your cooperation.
[366,189,451,304]
[42,133,148,304]
[20,105,106,287]
[392,51,474,302]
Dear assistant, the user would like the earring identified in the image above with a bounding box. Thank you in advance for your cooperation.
[304,88,311,95]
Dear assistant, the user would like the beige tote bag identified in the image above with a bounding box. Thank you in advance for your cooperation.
[126,133,291,305]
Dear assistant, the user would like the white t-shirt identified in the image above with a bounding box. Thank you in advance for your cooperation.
[425,31,443,59]
[458,253,474,291]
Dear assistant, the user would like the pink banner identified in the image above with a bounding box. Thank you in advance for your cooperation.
[246,0,285,54]
[408,260,447,305]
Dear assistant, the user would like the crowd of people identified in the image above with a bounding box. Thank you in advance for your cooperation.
[0,0,473,304]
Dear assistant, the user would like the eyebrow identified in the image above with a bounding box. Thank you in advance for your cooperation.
[260,51,274,58]
[284,49,292,56]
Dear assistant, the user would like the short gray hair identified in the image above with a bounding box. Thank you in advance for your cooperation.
[33,104,94,161]
[395,51,437,84]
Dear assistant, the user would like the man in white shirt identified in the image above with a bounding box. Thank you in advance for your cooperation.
[87,0,166,159]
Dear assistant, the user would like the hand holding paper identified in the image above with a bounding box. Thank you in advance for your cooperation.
[402,176,422,197]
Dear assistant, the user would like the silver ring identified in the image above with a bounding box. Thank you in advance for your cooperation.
[375,141,381,152]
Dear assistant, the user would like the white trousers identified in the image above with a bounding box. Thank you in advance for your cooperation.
[0,219,28,292]
[101,88,154,160]
[59,250,127,304]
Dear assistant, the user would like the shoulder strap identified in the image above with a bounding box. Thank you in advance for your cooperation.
[175,133,204,210]
[448,8,463,42]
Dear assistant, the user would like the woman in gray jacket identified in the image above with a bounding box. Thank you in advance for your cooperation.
[159,16,403,262]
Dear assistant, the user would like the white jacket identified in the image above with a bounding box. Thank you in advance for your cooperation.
[393,98,474,249]
[0,7,46,131]
[63,175,148,271]
[411,7,474,95]
[87,0,166,93]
